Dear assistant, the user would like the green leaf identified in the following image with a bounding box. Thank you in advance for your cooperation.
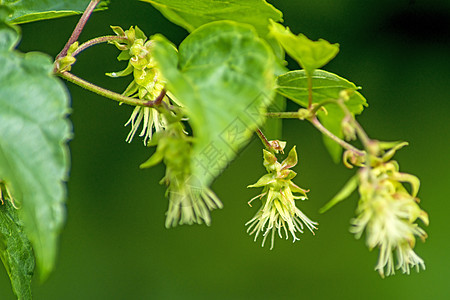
[0,201,34,299]
[319,174,358,213]
[5,0,109,24]
[277,70,367,162]
[269,20,339,74]
[0,24,71,279]
[141,0,282,35]
[152,21,275,188]
[142,0,286,78]
[277,70,366,113]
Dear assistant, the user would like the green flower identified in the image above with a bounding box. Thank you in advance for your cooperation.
[351,160,428,277]
[108,26,175,145]
[140,126,222,228]
[246,146,318,249]
[165,177,223,228]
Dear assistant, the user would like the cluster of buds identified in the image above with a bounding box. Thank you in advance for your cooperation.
[108,26,173,145]
[246,144,317,249]
[55,42,78,73]
[350,146,428,277]
[140,124,222,228]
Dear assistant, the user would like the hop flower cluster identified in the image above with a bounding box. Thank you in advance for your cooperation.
[351,160,428,277]
[140,125,222,228]
[109,26,171,145]
[246,145,317,249]
[165,177,222,228]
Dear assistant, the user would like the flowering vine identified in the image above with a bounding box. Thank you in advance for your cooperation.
[40,0,432,284]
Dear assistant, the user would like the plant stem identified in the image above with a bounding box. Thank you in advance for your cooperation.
[146,89,167,106]
[266,112,300,118]
[266,108,365,156]
[310,117,365,156]
[256,128,273,151]
[58,71,160,107]
[56,0,101,60]
[72,36,128,57]
[309,99,338,116]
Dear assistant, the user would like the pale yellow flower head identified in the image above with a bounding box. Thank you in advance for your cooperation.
[246,146,317,249]
[351,160,428,277]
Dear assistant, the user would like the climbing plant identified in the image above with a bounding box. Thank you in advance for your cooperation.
[0,1,429,298]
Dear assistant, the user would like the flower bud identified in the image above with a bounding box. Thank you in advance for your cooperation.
[343,149,365,169]
[56,55,76,72]
[341,117,356,141]
[268,140,286,153]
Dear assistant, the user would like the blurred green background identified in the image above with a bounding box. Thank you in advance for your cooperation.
[1,0,450,299]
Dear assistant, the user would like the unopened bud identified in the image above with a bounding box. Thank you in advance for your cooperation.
[56,55,76,72]
[67,42,79,56]
[342,117,356,141]
[343,149,365,169]
[268,140,287,153]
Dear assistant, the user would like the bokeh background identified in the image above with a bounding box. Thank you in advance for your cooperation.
[1,0,449,299]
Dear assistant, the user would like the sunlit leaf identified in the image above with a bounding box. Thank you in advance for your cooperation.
[277,70,367,162]
[142,0,287,82]
[5,0,109,24]
[141,0,282,34]
[152,21,275,188]
[0,24,71,279]
[269,20,339,74]
[0,201,34,299]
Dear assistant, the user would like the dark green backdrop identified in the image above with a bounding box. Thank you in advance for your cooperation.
[1,0,449,299]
